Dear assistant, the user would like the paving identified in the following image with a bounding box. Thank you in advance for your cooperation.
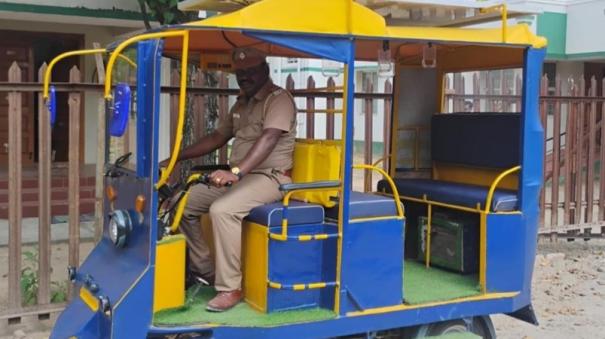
[0,215,96,246]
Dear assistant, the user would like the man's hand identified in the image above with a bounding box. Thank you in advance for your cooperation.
[159,158,170,168]
[208,170,239,187]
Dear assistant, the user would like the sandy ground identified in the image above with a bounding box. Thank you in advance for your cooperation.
[492,239,605,339]
[1,240,604,338]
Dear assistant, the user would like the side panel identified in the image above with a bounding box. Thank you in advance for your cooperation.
[340,218,404,313]
[518,48,546,304]
[486,213,524,292]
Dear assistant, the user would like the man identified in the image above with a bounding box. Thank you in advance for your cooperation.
[168,47,296,312]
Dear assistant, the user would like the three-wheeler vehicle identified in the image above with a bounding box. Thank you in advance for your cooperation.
[48,0,547,337]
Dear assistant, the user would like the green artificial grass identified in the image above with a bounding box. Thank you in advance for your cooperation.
[153,286,335,327]
[404,261,481,305]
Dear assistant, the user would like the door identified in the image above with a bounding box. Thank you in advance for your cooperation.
[0,42,35,166]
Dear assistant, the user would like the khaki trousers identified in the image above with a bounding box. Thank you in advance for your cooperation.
[179,172,288,291]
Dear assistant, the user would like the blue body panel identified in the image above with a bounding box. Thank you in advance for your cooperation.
[267,223,338,312]
[51,40,163,339]
[486,213,525,292]
[340,218,404,313]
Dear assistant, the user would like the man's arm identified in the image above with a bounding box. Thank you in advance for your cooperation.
[162,131,230,165]
[208,128,282,185]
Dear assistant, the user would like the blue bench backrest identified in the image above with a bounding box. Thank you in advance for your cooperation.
[431,113,520,169]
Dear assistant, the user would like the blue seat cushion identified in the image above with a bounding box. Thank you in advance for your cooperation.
[246,200,324,227]
[325,191,403,220]
[378,179,518,212]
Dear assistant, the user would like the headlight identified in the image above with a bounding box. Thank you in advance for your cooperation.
[108,210,132,247]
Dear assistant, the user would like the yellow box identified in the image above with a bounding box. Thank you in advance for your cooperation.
[291,139,342,207]
[153,234,186,312]
[242,221,268,312]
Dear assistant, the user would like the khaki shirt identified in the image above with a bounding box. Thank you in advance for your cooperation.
[216,79,296,172]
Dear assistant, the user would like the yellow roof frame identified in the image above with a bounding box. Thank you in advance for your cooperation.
[176,0,547,49]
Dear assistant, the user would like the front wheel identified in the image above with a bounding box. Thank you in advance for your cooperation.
[407,316,496,339]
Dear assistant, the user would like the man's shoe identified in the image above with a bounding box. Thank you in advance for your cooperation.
[205,290,242,312]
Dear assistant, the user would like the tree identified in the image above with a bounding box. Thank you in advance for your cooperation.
[138,0,198,28]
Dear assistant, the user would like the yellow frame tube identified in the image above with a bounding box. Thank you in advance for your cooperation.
[271,186,342,242]
[481,4,508,43]
[484,166,521,213]
[43,48,106,99]
[43,49,137,99]
[103,30,190,190]
[352,164,404,219]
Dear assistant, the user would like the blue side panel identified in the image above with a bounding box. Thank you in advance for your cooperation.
[49,293,110,339]
[337,40,357,316]
[519,48,546,302]
[137,40,164,178]
[244,31,351,63]
[149,294,518,338]
[339,219,404,313]
[486,213,524,292]
[112,269,155,338]
[268,223,337,312]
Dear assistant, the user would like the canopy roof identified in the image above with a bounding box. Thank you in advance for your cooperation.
[161,0,546,63]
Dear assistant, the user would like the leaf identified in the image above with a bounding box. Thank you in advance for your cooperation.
[163,11,175,24]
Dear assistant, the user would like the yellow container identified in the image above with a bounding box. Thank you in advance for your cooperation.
[242,221,269,312]
[153,234,186,312]
[291,139,342,207]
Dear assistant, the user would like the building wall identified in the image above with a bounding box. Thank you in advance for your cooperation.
[0,19,135,164]
[3,0,140,12]
[566,0,605,56]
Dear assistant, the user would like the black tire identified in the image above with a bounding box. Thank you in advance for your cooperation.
[407,316,496,339]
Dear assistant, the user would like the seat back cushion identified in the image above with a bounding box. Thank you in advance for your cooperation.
[431,113,520,169]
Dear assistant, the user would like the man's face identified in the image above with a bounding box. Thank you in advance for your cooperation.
[235,62,269,97]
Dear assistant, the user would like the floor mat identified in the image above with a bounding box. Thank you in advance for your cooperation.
[153,286,335,327]
[404,260,480,305]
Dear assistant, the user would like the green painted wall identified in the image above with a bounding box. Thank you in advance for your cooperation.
[537,12,567,59]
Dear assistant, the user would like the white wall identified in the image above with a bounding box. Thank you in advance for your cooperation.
[566,0,605,55]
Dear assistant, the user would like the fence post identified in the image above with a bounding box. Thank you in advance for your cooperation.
[540,75,548,229]
[550,75,562,240]
[93,42,106,243]
[68,66,81,298]
[306,76,315,139]
[586,77,597,223]
[363,76,374,192]
[574,78,585,224]
[8,61,23,309]
[169,69,182,179]
[326,77,336,140]
[218,73,229,164]
[383,79,392,172]
[192,69,206,166]
[473,73,480,112]
[37,63,52,304]
[564,77,575,225]
[600,77,605,221]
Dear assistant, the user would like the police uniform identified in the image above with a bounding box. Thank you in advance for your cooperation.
[179,50,296,292]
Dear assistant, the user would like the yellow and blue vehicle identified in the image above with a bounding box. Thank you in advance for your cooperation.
[48,0,547,338]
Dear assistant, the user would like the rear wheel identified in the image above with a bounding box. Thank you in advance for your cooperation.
[407,316,496,338]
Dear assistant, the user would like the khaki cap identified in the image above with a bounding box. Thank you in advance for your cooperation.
[232,47,266,70]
